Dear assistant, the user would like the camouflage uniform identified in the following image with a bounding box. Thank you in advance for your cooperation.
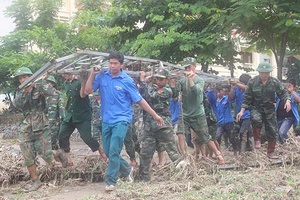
[14,80,56,167]
[90,93,102,142]
[203,93,217,140]
[243,76,289,140]
[47,89,66,150]
[139,69,180,181]
[241,62,290,157]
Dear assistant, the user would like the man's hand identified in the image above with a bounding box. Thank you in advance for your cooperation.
[92,66,102,75]
[187,71,196,80]
[153,114,164,126]
[284,100,291,112]
[236,111,244,122]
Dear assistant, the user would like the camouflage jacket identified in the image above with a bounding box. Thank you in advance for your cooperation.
[46,89,66,126]
[139,81,174,131]
[242,76,290,110]
[13,80,56,132]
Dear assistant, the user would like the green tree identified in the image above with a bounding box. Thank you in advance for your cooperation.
[4,0,33,31]
[226,0,300,80]
[33,0,63,29]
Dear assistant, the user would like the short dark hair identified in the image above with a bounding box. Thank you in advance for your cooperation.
[108,51,124,64]
[287,78,297,87]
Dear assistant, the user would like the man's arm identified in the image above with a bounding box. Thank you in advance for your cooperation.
[138,99,164,126]
[85,66,101,95]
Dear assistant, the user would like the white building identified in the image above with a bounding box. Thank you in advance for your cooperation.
[56,0,77,23]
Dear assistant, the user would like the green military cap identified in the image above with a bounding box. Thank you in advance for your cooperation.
[12,67,33,78]
[256,62,273,72]
[47,75,57,84]
[153,68,170,79]
[182,57,197,68]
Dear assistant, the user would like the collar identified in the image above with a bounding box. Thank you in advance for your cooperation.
[105,69,126,78]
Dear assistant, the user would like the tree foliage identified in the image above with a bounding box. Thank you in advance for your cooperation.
[226,0,300,80]
[4,0,33,31]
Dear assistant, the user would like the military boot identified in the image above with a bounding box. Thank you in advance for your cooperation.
[267,140,279,159]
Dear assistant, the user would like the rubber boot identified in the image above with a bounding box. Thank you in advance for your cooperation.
[267,140,279,159]
[253,127,261,149]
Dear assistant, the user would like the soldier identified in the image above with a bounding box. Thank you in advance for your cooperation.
[138,69,180,181]
[12,67,67,192]
[171,57,225,164]
[46,75,66,151]
[237,62,291,159]
[229,74,253,152]
[85,51,164,192]
[59,72,107,167]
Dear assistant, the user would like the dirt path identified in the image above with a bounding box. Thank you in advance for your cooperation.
[0,140,115,200]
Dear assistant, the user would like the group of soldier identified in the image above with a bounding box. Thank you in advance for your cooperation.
[11,51,299,193]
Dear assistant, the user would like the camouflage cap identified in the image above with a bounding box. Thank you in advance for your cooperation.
[256,62,273,72]
[153,68,170,79]
[47,75,57,84]
[12,67,33,78]
[182,57,196,68]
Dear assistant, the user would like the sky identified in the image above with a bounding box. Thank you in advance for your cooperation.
[0,0,15,37]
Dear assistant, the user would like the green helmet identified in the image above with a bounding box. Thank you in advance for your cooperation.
[13,67,33,77]
[154,68,170,79]
[47,75,57,84]
[256,62,273,72]
[182,57,196,68]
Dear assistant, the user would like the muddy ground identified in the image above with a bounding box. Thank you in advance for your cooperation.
[1,114,300,200]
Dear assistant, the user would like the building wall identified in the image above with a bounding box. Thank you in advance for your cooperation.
[202,51,278,79]
[56,0,77,23]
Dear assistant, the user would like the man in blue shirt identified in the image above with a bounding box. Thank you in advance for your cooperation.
[229,74,253,152]
[85,51,164,192]
[207,85,238,156]
[276,78,300,144]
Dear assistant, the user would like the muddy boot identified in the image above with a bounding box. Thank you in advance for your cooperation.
[253,127,261,149]
[267,140,279,159]
[54,149,68,168]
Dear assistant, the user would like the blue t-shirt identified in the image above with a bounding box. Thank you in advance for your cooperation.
[206,88,234,125]
[170,99,181,125]
[93,70,142,123]
[232,86,250,119]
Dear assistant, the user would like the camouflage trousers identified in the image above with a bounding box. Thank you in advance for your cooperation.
[251,108,277,140]
[124,121,137,161]
[139,123,180,181]
[49,120,61,150]
[19,115,53,167]
[91,120,102,143]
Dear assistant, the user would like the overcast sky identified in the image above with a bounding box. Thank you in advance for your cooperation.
[0,0,15,37]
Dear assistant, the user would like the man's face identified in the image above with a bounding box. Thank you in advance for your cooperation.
[217,89,226,98]
[61,73,72,80]
[18,74,30,84]
[185,64,196,72]
[154,77,167,88]
[259,72,270,82]
[109,58,123,76]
